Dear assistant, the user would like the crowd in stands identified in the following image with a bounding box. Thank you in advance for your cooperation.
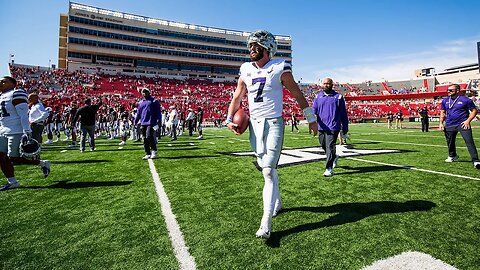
[347,99,441,120]
[342,83,429,97]
[9,64,238,124]
[10,64,470,125]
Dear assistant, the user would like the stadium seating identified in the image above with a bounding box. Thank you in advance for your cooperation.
[10,63,467,123]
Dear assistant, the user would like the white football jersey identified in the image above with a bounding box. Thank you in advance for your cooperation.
[169,109,178,125]
[239,59,292,118]
[0,89,28,135]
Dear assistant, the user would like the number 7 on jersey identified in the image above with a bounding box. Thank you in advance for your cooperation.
[252,77,266,102]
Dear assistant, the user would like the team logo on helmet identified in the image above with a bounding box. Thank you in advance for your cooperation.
[19,135,41,160]
[247,30,277,58]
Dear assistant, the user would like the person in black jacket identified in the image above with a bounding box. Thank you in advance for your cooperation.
[419,107,429,132]
[73,98,102,152]
[197,107,204,139]
[395,110,403,129]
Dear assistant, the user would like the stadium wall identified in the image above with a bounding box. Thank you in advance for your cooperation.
[61,2,292,81]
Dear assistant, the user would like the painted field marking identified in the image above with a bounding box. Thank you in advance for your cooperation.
[147,159,196,270]
[362,251,458,270]
[354,138,468,149]
[347,157,480,181]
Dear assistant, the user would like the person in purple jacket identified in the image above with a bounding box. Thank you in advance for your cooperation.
[312,78,349,177]
[134,88,162,160]
[439,84,480,169]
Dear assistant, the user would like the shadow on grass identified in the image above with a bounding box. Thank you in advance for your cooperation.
[334,165,406,175]
[159,155,220,160]
[159,147,202,151]
[266,200,436,248]
[23,180,133,189]
[157,141,198,146]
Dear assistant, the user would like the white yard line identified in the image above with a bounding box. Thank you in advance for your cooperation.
[353,138,468,149]
[347,157,480,181]
[148,159,197,270]
[357,132,445,138]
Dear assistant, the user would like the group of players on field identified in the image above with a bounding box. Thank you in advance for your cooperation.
[42,102,204,146]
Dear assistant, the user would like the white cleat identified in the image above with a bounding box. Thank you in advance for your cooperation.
[40,160,51,178]
[118,141,126,146]
[0,181,20,191]
[323,168,333,177]
[445,155,459,162]
[150,151,158,159]
[255,226,271,239]
[142,155,151,160]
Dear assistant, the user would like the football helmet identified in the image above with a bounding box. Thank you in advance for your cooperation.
[19,135,41,160]
[247,30,277,58]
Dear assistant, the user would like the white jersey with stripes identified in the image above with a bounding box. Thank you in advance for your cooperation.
[0,89,28,135]
[239,59,291,119]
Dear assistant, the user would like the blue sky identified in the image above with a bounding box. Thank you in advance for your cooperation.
[1,0,478,83]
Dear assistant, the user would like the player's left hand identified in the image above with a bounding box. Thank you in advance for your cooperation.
[309,122,318,136]
[461,120,471,129]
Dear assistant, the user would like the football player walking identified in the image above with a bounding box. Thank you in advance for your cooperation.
[226,30,318,239]
[0,76,51,191]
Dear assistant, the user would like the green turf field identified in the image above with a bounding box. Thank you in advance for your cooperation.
[1,122,479,269]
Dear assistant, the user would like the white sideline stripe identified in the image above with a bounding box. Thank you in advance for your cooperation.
[358,132,445,138]
[147,159,196,270]
[347,157,480,181]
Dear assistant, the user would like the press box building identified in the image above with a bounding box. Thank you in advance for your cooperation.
[59,2,293,81]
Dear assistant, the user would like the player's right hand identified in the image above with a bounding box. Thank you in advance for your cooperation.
[227,122,240,135]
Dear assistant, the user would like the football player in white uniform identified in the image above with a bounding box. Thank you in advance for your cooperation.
[168,105,179,141]
[0,76,51,191]
[226,30,318,238]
